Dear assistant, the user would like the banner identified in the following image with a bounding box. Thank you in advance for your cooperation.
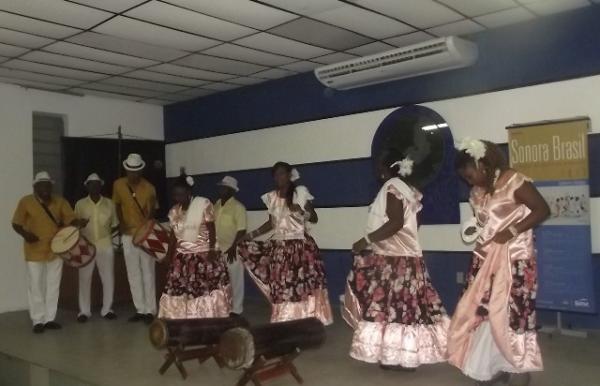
[508,117,595,313]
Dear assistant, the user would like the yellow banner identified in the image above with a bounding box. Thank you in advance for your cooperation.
[508,119,589,181]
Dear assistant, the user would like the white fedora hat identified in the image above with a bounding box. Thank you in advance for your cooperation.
[33,171,53,185]
[84,173,104,186]
[217,176,239,192]
[123,153,145,171]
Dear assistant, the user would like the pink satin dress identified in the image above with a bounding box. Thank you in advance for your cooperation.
[343,178,450,368]
[447,172,543,381]
[158,200,232,319]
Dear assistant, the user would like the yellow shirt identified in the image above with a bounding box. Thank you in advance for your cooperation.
[12,194,76,262]
[75,196,119,248]
[112,177,157,235]
[214,197,247,251]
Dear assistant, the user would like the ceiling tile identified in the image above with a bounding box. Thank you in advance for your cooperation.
[312,52,358,65]
[126,69,207,87]
[252,68,296,79]
[177,87,216,97]
[165,0,297,29]
[347,41,395,56]
[126,2,256,41]
[0,42,28,57]
[227,77,266,86]
[202,82,241,91]
[312,5,413,39]
[148,63,232,81]
[0,28,54,48]
[0,75,66,90]
[280,60,320,72]
[384,31,433,47]
[0,11,81,39]
[173,53,268,76]
[68,32,188,61]
[258,0,344,16]
[102,76,188,93]
[82,82,161,98]
[94,16,219,52]
[21,51,131,74]
[0,67,83,86]
[70,87,142,102]
[437,0,518,17]
[269,18,372,51]
[2,59,106,80]
[0,0,112,29]
[202,43,296,66]
[234,33,331,59]
[474,7,535,28]
[44,41,158,67]
[68,0,148,13]
[348,0,463,28]
[140,98,172,105]
[524,0,590,15]
[427,19,485,37]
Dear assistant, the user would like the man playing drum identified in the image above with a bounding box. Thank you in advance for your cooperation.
[113,154,158,324]
[75,173,119,323]
[12,171,86,334]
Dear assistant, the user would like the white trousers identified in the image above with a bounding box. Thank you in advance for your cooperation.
[122,235,156,315]
[27,258,63,325]
[227,258,245,314]
[78,244,115,317]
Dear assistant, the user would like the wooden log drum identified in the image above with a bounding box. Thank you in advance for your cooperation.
[218,318,326,386]
[149,315,249,379]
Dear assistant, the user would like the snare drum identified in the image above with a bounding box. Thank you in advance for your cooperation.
[133,220,170,262]
[51,226,96,268]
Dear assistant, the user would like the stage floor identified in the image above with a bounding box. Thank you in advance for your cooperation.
[0,301,599,386]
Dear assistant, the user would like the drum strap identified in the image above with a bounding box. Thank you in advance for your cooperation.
[37,198,62,227]
[127,184,147,218]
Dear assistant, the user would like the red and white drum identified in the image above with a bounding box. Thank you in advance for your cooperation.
[51,226,96,268]
[133,220,170,262]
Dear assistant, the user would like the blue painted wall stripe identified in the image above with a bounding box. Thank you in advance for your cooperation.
[164,7,600,143]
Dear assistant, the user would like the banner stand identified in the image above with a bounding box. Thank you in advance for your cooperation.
[539,312,588,338]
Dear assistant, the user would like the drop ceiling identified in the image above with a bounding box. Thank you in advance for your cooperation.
[0,0,594,105]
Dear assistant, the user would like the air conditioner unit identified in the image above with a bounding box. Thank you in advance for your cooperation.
[314,36,478,90]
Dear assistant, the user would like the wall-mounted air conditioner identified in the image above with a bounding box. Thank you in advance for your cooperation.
[314,36,478,90]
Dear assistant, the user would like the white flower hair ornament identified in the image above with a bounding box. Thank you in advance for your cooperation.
[290,168,300,182]
[456,137,487,164]
[185,175,195,187]
[391,157,414,177]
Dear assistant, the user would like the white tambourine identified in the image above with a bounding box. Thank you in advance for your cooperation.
[461,217,482,244]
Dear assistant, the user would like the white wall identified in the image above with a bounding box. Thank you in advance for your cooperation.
[166,75,600,253]
[0,82,163,313]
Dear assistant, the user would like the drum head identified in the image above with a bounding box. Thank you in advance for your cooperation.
[149,319,169,349]
[51,226,80,254]
[218,327,255,369]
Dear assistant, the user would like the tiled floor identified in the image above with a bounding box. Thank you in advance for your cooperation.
[0,301,599,386]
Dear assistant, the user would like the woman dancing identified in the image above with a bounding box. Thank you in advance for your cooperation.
[238,162,333,325]
[158,173,231,319]
[448,138,549,386]
[343,151,450,370]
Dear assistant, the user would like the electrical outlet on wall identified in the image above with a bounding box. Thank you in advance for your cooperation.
[456,272,465,284]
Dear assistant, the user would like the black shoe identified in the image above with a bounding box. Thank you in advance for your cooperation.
[144,313,154,324]
[128,313,145,322]
[33,324,45,334]
[103,312,117,320]
[44,321,62,330]
[379,364,416,372]
[77,315,88,323]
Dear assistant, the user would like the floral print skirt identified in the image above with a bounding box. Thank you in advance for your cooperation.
[466,256,537,333]
[342,253,450,367]
[238,236,333,325]
[158,251,232,319]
